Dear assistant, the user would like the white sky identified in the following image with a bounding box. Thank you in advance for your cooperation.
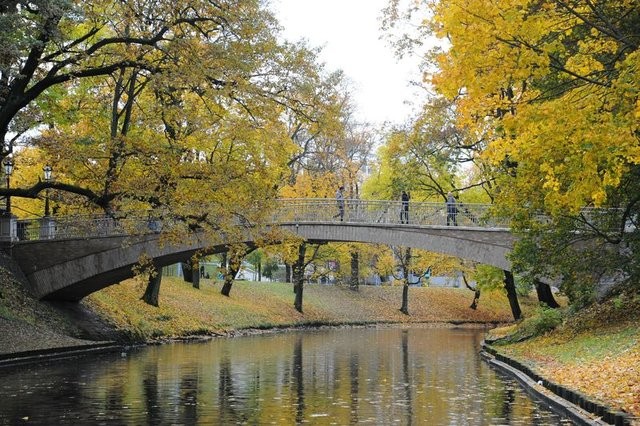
[272,0,423,126]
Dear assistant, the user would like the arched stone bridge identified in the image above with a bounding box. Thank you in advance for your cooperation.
[2,199,515,301]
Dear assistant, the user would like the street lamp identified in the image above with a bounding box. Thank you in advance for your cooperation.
[3,158,13,215]
[43,165,52,217]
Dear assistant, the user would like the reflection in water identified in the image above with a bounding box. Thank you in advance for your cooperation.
[0,326,573,425]
[142,361,159,425]
[401,329,414,425]
[219,354,239,424]
[293,336,304,424]
[349,346,359,425]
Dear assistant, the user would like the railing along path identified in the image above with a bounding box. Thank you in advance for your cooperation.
[6,199,508,242]
[275,199,506,228]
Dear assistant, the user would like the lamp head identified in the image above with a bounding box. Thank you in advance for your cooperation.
[3,158,13,176]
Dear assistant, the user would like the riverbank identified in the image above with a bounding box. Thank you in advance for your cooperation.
[82,277,524,341]
[487,292,640,423]
[0,267,523,356]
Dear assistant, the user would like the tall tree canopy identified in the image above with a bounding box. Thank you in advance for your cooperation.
[384,0,640,301]
[427,0,640,215]
[0,0,349,240]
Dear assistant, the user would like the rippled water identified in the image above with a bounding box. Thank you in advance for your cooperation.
[0,326,573,425]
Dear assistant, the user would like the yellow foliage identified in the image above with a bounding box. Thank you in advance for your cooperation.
[8,148,50,218]
[404,0,640,214]
[279,172,339,199]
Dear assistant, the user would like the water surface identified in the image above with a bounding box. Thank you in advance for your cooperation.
[0,325,572,425]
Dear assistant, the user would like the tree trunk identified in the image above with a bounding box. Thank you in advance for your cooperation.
[219,252,227,281]
[470,289,481,310]
[285,263,292,283]
[257,261,262,282]
[141,266,162,307]
[400,283,409,315]
[191,259,200,289]
[293,336,304,423]
[535,280,560,308]
[221,247,250,297]
[503,270,522,320]
[291,264,296,293]
[181,262,193,282]
[399,248,410,315]
[462,274,480,309]
[350,250,359,290]
[220,263,240,297]
[293,243,306,313]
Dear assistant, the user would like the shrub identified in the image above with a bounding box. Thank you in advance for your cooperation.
[521,305,564,336]
[495,305,564,344]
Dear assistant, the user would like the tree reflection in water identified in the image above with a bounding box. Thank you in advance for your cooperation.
[142,361,160,425]
[0,326,573,425]
[293,335,304,424]
[349,347,359,425]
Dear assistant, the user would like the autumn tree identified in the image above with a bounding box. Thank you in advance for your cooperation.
[0,1,374,308]
[365,97,494,204]
[282,67,352,187]
[0,0,225,206]
[1,1,338,226]
[383,246,429,314]
[397,247,411,314]
[385,0,640,303]
[279,83,378,289]
[245,249,264,282]
[220,244,255,297]
[134,254,162,306]
[291,242,326,313]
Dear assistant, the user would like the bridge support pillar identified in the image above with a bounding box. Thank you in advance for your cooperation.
[0,215,17,243]
[39,217,56,240]
[192,259,200,289]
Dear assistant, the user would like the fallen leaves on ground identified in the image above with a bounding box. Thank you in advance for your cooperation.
[498,294,640,420]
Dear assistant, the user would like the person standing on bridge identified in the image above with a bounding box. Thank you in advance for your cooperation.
[334,185,345,221]
[446,191,458,226]
[400,190,410,224]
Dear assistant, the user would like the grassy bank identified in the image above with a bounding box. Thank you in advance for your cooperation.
[84,277,526,340]
[0,265,112,354]
[488,293,640,420]
[1,266,531,354]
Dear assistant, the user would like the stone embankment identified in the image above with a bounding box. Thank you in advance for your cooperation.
[482,343,633,426]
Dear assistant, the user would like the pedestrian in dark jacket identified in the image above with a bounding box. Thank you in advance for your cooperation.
[446,191,458,226]
[334,186,345,221]
[400,191,409,223]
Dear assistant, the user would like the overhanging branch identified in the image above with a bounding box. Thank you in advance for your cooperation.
[0,181,117,209]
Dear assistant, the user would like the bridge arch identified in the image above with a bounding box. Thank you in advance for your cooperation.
[9,221,514,301]
[280,222,514,269]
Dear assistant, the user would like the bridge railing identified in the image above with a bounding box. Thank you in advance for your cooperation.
[10,213,160,242]
[2,198,509,242]
[0,198,627,244]
[272,198,509,228]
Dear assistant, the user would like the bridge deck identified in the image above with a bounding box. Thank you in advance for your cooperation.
[1,199,517,301]
[0,199,508,242]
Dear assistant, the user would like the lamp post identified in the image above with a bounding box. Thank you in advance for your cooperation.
[43,165,52,217]
[3,158,13,215]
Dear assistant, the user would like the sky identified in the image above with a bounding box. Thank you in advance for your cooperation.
[272,0,423,126]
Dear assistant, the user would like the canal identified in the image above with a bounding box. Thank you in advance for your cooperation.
[0,325,573,424]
